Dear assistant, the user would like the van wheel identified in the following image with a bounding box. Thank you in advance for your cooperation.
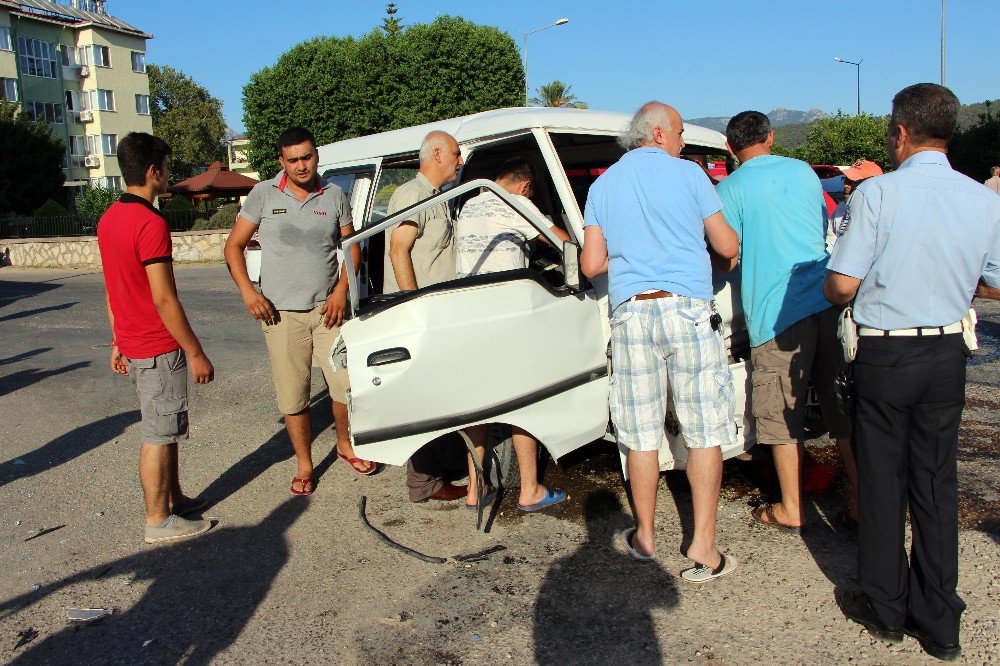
[483,424,521,489]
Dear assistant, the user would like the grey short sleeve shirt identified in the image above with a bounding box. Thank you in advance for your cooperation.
[241,173,353,311]
[382,172,456,293]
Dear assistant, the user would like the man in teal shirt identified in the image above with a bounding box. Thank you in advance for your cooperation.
[716,111,856,533]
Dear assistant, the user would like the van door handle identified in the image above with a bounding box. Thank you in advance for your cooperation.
[367,347,411,366]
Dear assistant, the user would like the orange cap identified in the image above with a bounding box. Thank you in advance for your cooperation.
[840,160,883,181]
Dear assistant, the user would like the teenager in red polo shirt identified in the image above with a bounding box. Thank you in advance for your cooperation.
[98,132,216,544]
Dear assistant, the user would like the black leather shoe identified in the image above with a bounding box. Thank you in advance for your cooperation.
[835,588,903,642]
[903,618,961,661]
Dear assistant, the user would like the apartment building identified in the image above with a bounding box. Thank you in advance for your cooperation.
[0,0,152,199]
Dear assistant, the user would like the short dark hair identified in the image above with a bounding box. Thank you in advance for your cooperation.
[276,126,316,155]
[495,156,536,185]
[891,83,960,147]
[118,132,171,187]
[726,111,772,152]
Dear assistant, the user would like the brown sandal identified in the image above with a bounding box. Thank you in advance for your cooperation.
[752,503,804,534]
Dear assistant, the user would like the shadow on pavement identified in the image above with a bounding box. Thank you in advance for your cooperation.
[0,280,61,309]
[198,389,335,511]
[0,362,91,399]
[0,348,52,366]
[534,491,679,665]
[2,497,309,665]
[0,301,78,323]
[725,446,858,590]
[0,409,137,488]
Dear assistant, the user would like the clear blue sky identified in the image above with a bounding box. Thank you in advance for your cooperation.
[112,0,998,133]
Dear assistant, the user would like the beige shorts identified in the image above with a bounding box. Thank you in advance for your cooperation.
[262,306,351,414]
[750,306,851,445]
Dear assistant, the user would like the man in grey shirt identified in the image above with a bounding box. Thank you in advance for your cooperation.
[225,127,372,496]
[384,131,463,293]
[384,130,470,503]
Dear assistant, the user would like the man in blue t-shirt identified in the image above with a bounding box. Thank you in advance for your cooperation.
[582,101,740,583]
[716,111,855,534]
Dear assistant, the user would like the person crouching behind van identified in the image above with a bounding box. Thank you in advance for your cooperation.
[455,157,570,511]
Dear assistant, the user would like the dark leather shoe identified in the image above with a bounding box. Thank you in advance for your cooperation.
[426,482,467,502]
[903,618,961,661]
[835,588,903,643]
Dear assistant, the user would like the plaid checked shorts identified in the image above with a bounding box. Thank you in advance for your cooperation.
[609,296,737,452]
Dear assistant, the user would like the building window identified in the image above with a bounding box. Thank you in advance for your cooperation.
[135,94,150,115]
[24,100,65,124]
[83,89,116,112]
[69,135,87,167]
[1,78,18,102]
[0,27,11,51]
[90,176,121,190]
[17,37,59,79]
[101,134,118,155]
[85,44,111,67]
[131,52,146,73]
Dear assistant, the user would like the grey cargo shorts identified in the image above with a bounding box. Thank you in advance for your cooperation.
[126,348,189,445]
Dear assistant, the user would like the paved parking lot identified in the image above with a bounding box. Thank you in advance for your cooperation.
[1,265,998,664]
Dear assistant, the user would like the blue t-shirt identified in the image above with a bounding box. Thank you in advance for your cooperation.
[584,147,722,310]
[829,150,1000,330]
[716,155,831,347]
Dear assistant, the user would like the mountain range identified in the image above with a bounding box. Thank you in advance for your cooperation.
[689,108,829,133]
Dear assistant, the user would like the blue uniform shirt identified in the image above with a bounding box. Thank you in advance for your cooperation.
[829,150,1000,329]
[716,154,832,347]
[584,147,722,310]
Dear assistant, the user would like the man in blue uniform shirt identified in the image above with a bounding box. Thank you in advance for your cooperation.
[825,83,1000,662]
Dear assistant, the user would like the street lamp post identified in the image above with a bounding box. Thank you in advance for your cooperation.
[834,57,862,116]
[522,18,569,104]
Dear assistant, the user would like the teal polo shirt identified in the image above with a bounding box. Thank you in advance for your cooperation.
[717,154,832,347]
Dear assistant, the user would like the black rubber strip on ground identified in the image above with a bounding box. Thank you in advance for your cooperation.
[358,496,446,564]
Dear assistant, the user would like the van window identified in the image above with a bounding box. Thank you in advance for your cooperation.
[548,133,625,214]
[369,166,418,226]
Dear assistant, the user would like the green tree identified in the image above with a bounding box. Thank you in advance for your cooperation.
[775,112,890,170]
[242,16,524,179]
[382,2,402,36]
[0,100,66,215]
[75,185,121,229]
[949,102,1000,182]
[148,64,227,182]
[529,80,587,109]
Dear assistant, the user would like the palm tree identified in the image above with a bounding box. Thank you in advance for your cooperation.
[529,80,588,109]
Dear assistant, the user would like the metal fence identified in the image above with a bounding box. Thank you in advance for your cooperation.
[0,211,203,239]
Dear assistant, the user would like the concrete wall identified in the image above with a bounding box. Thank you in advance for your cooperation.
[0,229,229,268]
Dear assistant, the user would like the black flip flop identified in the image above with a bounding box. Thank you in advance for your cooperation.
[752,504,804,534]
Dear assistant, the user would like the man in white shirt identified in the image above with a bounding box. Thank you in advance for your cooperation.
[455,157,571,513]
[456,157,569,277]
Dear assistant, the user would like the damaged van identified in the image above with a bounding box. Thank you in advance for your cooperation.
[316,107,754,478]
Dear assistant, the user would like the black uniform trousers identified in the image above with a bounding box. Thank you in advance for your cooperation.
[853,333,967,645]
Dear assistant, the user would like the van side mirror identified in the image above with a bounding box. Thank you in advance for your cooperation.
[562,241,582,290]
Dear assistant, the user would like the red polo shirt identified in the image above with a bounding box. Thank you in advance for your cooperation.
[97,193,180,359]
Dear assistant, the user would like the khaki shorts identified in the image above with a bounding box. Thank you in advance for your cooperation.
[262,305,351,414]
[126,348,189,445]
[750,306,850,445]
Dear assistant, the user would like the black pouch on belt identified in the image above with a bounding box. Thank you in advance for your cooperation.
[834,365,855,415]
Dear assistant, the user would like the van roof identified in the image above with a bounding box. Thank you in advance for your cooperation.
[317,107,728,166]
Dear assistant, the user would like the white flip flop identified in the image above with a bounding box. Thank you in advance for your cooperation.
[620,527,655,562]
[681,553,738,583]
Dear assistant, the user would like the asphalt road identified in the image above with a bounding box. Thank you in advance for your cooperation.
[1,265,997,665]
